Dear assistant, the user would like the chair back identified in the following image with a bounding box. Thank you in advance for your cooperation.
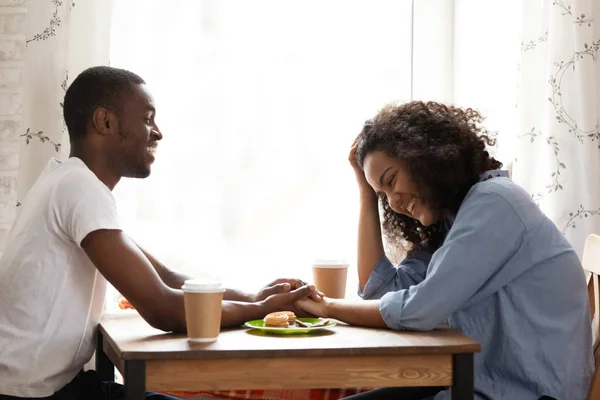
[582,234,600,400]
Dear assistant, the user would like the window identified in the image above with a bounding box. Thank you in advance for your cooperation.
[109,0,414,299]
[107,1,522,309]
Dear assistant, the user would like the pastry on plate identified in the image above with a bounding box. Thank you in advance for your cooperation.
[263,311,291,328]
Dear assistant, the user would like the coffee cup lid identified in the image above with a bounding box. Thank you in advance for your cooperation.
[311,259,349,268]
[181,279,225,293]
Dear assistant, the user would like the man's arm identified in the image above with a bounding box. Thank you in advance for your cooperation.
[134,242,257,302]
[83,230,319,331]
[134,244,192,290]
[83,230,187,332]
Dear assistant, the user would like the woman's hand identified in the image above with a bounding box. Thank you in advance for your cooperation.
[296,297,329,318]
[349,135,375,198]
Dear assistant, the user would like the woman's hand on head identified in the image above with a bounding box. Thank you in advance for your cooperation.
[349,135,376,198]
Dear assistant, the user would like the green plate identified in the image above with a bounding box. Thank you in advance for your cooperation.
[244,318,336,334]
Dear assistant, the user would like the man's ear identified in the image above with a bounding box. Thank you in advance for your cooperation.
[92,108,118,135]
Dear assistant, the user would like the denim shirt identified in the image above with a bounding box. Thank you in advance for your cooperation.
[359,171,593,400]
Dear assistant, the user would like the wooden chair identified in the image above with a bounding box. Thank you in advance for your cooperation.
[582,234,600,399]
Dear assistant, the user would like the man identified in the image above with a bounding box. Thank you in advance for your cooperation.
[0,66,319,400]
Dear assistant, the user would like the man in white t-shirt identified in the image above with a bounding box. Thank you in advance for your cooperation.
[0,66,320,400]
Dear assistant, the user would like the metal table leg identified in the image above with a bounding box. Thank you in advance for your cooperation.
[95,329,114,382]
[124,360,146,400]
[452,353,474,400]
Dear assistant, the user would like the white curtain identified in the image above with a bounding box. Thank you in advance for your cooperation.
[512,0,600,256]
[0,0,26,252]
[109,0,414,295]
[17,0,113,202]
[0,0,112,250]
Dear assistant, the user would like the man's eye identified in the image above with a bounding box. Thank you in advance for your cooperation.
[144,118,152,123]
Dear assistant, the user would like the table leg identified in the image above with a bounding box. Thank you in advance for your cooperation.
[452,353,474,400]
[95,329,114,382]
[124,360,146,400]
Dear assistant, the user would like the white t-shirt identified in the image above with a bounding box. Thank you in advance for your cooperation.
[0,157,121,397]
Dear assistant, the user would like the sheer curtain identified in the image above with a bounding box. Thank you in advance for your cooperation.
[109,0,413,295]
[18,0,113,200]
[0,0,112,258]
[512,0,600,257]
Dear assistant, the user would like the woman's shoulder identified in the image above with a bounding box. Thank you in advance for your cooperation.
[474,175,535,203]
[460,176,545,230]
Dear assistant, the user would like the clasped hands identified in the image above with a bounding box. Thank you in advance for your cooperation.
[254,278,329,318]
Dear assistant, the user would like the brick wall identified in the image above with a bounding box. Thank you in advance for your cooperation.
[0,0,25,251]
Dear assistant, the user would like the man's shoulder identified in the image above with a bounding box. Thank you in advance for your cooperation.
[45,158,102,192]
[25,158,113,215]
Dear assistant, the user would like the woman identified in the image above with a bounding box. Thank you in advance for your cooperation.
[298,101,593,400]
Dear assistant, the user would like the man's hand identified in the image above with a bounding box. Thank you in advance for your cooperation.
[261,284,321,317]
[297,297,329,318]
[255,278,323,302]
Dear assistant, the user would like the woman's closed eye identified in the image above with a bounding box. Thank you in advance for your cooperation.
[387,173,396,188]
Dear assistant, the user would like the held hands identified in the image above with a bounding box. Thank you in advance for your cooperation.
[254,278,324,302]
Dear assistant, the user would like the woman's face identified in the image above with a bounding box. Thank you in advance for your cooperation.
[363,151,439,226]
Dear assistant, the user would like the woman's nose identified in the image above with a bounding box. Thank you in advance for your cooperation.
[388,192,404,214]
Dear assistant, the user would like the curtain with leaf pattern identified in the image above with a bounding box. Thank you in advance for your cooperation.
[513,0,600,257]
[0,0,112,253]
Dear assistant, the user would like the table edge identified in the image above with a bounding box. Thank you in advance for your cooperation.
[99,321,481,361]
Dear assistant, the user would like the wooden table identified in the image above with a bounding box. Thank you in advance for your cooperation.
[96,315,480,400]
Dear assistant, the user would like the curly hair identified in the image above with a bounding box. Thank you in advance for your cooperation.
[355,101,502,256]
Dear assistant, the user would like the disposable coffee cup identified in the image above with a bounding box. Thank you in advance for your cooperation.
[311,259,349,299]
[181,279,225,343]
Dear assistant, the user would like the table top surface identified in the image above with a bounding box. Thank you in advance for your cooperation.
[99,313,480,361]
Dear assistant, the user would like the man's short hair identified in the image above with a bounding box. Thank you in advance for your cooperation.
[63,66,145,143]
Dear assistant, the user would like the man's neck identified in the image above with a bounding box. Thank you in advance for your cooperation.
[70,145,120,191]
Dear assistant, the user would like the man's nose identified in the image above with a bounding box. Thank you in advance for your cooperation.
[152,124,163,140]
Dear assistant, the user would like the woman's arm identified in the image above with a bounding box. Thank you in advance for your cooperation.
[349,136,385,290]
[357,194,385,290]
[329,298,387,328]
[297,296,386,328]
